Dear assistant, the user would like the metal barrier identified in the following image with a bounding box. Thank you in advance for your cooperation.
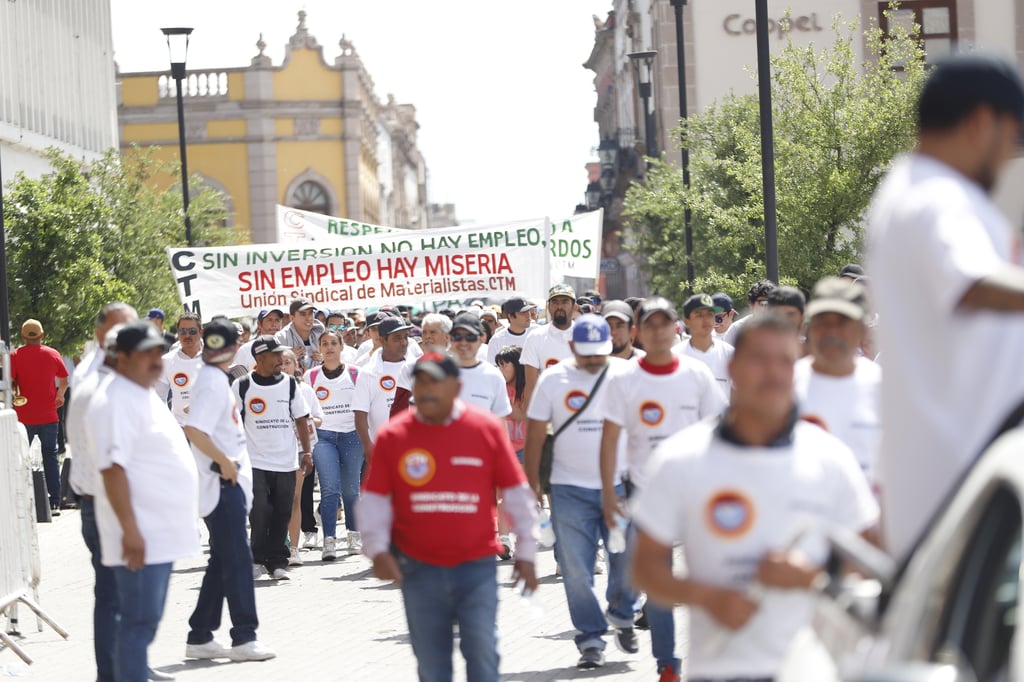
[0,342,68,663]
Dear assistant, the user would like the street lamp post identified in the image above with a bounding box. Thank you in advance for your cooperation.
[597,137,619,200]
[628,51,658,161]
[754,1,780,283]
[669,0,695,293]
[161,27,194,247]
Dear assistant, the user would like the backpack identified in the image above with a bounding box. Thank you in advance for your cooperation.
[237,374,297,423]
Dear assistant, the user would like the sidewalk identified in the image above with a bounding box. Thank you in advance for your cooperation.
[1,507,686,680]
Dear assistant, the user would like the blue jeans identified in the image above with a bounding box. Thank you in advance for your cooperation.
[188,482,259,647]
[113,562,173,682]
[81,497,118,682]
[625,520,680,671]
[550,483,636,651]
[397,552,500,682]
[312,429,363,537]
[25,422,60,506]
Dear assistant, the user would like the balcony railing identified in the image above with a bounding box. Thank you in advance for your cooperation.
[158,72,229,98]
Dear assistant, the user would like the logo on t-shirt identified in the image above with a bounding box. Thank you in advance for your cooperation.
[173,372,189,387]
[379,375,397,391]
[315,386,330,402]
[544,358,559,369]
[399,449,436,487]
[638,401,665,426]
[706,490,755,538]
[248,397,267,415]
[564,390,589,412]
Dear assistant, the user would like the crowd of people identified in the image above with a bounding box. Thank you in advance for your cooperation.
[7,53,1024,682]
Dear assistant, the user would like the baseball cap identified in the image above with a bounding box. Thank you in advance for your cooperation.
[257,308,285,321]
[21,319,43,339]
[202,319,240,361]
[805,277,869,322]
[479,307,498,321]
[638,296,678,323]
[571,314,612,356]
[413,351,460,380]
[115,321,166,353]
[452,312,483,336]
[839,264,865,279]
[683,293,723,318]
[365,311,394,329]
[711,293,734,314]
[379,317,413,337]
[289,298,315,315]
[601,300,634,324]
[548,283,576,301]
[501,296,536,315]
[251,334,286,356]
[147,308,165,320]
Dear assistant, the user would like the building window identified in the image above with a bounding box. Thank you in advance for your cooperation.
[290,181,329,215]
[880,0,957,65]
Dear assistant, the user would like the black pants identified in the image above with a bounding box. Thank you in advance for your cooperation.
[250,469,296,572]
[301,464,318,533]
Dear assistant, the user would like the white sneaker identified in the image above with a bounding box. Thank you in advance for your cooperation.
[227,640,277,662]
[302,531,318,549]
[271,567,290,580]
[346,531,361,555]
[185,639,231,660]
[322,536,337,562]
[595,548,606,575]
[252,565,267,580]
[288,547,303,566]
[148,668,175,681]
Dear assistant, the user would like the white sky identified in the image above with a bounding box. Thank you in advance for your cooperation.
[110,1,612,225]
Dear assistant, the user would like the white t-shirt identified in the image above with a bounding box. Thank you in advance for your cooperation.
[527,357,628,489]
[520,323,573,372]
[632,419,878,679]
[352,354,407,441]
[355,341,422,368]
[232,373,310,472]
[721,313,751,346]
[487,325,535,364]
[307,365,359,432]
[66,363,114,497]
[186,364,254,517]
[793,356,881,481]
[297,383,322,449]
[154,348,205,426]
[457,362,512,417]
[89,374,200,567]
[674,338,735,397]
[866,153,1024,559]
[599,357,727,490]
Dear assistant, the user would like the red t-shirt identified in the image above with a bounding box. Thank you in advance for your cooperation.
[11,344,68,425]
[364,402,526,566]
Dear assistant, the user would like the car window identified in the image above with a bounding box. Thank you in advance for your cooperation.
[933,486,1021,682]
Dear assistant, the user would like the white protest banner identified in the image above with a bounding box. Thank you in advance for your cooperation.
[276,204,407,242]
[168,219,550,319]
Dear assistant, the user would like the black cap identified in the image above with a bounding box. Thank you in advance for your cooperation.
[116,321,167,353]
[365,311,394,329]
[257,308,285,321]
[379,317,413,337]
[251,334,286,356]
[413,352,460,380]
[919,52,1024,131]
[601,300,633,324]
[683,293,722,318]
[203,319,239,351]
[711,293,734,313]
[839,264,865,279]
[638,296,678,323]
[501,296,536,316]
[289,298,315,315]
[452,312,483,336]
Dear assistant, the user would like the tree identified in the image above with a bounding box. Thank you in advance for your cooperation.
[624,9,927,306]
[4,147,235,355]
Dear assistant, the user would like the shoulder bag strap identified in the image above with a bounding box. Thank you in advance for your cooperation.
[552,363,611,440]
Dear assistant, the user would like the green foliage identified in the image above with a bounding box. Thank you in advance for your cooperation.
[4,146,235,355]
[625,9,926,308]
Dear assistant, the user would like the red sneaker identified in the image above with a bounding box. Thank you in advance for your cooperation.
[657,663,680,682]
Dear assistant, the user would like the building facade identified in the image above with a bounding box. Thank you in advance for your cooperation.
[118,12,430,243]
[0,0,118,178]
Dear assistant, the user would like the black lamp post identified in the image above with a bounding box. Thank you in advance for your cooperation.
[161,27,194,247]
[754,1,779,283]
[585,182,602,210]
[669,0,695,292]
[628,51,658,161]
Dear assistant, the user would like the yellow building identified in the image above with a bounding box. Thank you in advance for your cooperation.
[118,11,427,243]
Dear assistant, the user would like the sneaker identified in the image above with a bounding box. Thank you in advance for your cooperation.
[185,639,231,660]
[635,604,650,630]
[147,668,175,681]
[302,531,318,549]
[288,547,303,566]
[270,567,290,581]
[346,531,361,555]
[576,647,605,669]
[49,504,61,517]
[322,537,337,562]
[613,626,639,654]
[657,663,681,682]
[227,640,277,662]
[252,565,267,580]
[497,534,513,561]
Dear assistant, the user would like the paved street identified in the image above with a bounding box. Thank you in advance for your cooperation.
[1,505,685,681]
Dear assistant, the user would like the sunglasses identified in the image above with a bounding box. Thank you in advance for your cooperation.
[178,328,199,335]
[328,324,348,331]
[714,315,725,324]
[451,332,480,343]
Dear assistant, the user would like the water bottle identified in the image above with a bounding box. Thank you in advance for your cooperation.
[607,513,629,554]
[537,508,556,547]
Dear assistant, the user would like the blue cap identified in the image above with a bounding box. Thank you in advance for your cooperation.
[571,314,612,356]
[147,308,165,320]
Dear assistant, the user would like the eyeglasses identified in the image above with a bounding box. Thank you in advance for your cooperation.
[178,328,199,335]
[451,332,480,343]
[757,300,769,307]
[328,324,348,331]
